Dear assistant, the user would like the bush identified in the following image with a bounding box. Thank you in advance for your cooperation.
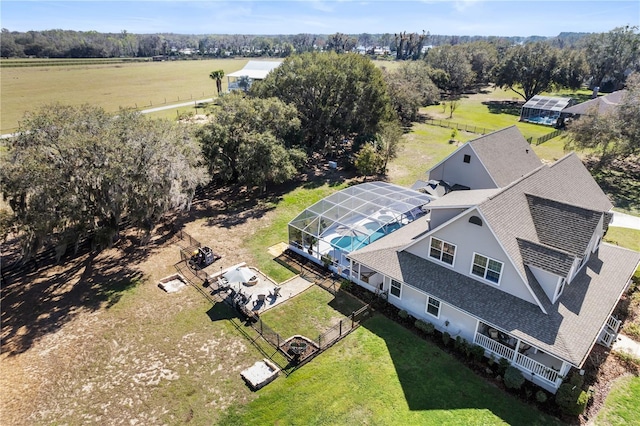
[469,344,485,362]
[398,309,409,320]
[555,374,590,417]
[504,366,525,390]
[536,390,548,404]
[498,357,511,376]
[415,319,435,335]
[442,331,451,347]
[339,279,352,292]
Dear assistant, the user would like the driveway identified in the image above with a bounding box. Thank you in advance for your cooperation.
[611,212,640,230]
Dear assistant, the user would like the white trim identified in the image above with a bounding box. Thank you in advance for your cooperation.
[470,252,504,286]
[426,296,441,319]
[390,279,402,299]
[428,236,457,267]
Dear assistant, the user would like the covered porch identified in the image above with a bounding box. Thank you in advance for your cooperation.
[474,322,570,391]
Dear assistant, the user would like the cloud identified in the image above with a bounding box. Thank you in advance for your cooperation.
[453,0,482,12]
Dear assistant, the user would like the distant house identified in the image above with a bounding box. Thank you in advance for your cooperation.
[563,90,626,117]
[288,127,640,393]
[519,96,574,127]
[226,60,282,92]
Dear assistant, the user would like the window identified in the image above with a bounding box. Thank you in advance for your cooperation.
[426,296,441,318]
[463,154,471,163]
[390,279,402,298]
[471,253,503,284]
[468,216,483,226]
[429,237,456,265]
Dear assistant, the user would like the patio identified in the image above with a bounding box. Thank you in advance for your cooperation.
[208,263,314,315]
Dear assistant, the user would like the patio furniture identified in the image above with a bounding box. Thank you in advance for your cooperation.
[269,286,281,300]
[254,294,266,307]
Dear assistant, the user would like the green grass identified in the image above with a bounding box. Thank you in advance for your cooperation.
[248,182,348,282]
[595,376,640,426]
[604,228,640,253]
[0,58,250,133]
[260,286,364,340]
[217,314,561,426]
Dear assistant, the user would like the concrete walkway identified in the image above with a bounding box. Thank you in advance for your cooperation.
[612,334,640,358]
[611,212,640,230]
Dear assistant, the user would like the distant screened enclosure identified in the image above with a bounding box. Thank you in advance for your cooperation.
[519,96,574,126]
[288,182,432,269]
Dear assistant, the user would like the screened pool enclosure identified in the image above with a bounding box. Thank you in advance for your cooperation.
[288,182,432,272]
[519,96,574,126]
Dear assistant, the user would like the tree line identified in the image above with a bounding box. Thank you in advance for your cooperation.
[2,27,639,262]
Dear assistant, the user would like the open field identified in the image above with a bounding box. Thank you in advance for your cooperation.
[0,58,251,133]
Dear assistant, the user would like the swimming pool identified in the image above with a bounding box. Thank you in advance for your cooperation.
[330,221,401,251]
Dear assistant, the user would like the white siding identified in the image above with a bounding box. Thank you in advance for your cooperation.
[407,209,537,304]
[529,265,560,303]
[429,208,466,229]
[428,144,496,189]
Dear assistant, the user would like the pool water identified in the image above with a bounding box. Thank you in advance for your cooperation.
[330,221,401,251]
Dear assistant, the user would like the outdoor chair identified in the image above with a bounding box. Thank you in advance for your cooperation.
[254,294,266,307]
[269,286,281,300]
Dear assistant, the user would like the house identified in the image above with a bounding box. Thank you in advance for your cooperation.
[287,127,640,393]
[562,90,626,117]
[226,60,282,92]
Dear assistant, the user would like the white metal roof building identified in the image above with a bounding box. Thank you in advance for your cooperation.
[227,61,282,91]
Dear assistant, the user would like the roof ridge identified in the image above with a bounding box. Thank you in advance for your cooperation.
[468,125,518,146]
[483,163,548,201]
[524,193,606,215]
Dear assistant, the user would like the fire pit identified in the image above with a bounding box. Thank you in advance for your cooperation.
[280,335,319,362]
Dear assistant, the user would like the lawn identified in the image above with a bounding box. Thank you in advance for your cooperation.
[259,285,364,340]
[0,58,250,133]
[595,376,640,426]
[217,314,561,426]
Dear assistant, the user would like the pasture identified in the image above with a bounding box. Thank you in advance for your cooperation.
[0,58,250,133]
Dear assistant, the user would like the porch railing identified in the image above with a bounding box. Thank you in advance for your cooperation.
[606,315,621,333]
[515,353,560,383]
[474,332,514,361]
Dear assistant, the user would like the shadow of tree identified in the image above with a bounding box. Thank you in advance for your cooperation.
[482,100,523,116]
[0,234,162,357]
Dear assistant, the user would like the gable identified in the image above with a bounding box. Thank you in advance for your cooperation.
[428,144,496,189]
[526,194,602,257]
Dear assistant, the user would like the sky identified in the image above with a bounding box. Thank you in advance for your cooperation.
[1,0,639,37]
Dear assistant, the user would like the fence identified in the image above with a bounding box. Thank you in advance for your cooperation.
[533,129,563,145]
[424,118,493,135]
[316,304,371,350]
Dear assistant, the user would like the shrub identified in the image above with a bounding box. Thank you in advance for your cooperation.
[555,374,590,417]
[498,357,511,376]
[504,366,525,390]
[415,319,435,335]
[339,279,352,292]
[442,331,451,347]
[398,309,409,320]
[488,354,496,366]
[469,344,485,362]
[536,390,548,404]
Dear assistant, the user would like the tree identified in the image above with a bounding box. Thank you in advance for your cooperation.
[383,62,439,123]
[209,69,225,96]
[463,41,498,85]
[375,120,404,173]
[354,144,384,180]
[425,44,474,95]
[325,33,356,54]
[565,72,640,166]
[492,41,560,101]
[583,26,640,91]
[394,31,428,60]
[196,93,305,191]
[0,104,207,260]
[252,52,393,154]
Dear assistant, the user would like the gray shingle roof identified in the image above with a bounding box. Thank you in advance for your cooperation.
[349,243,640,366]
[426,188,500,208]
[468,126,543,187]
[517,238,575,277]
[526,194,602,257]
[479,153,613,286]
[563,90,626,116]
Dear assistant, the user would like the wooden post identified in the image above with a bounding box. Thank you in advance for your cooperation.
[339,320,343,336]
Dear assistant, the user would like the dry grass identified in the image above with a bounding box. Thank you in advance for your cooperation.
[0,58,250,133]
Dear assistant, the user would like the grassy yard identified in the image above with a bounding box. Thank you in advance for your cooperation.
[260,286,364,340]
[595,376,640,426]
[217,314,561,426]
[0,58,250,133]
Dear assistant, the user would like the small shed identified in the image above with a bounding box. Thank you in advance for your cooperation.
[519,96,574,126]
